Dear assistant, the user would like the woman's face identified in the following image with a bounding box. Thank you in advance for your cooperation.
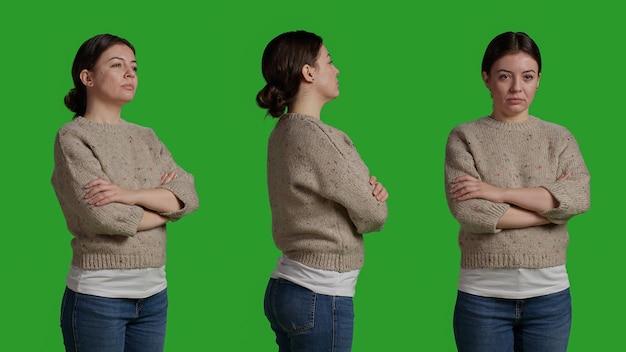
[482,52,540,122]
[83,44,138,106]
[311,45,340,102]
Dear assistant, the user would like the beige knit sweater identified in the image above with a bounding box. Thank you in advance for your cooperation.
[267,114,388,272]
[445,116,590,269]
[51,117,199,270]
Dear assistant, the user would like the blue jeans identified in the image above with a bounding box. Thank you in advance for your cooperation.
[264,278,354,352]
[453,288,571,352]
[60,287,168,352]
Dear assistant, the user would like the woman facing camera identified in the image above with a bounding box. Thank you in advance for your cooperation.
[444,31,590,352]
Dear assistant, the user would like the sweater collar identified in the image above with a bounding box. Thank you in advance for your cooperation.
[75,116,130,131]
[481,115,540,131]
[281,113,318,121]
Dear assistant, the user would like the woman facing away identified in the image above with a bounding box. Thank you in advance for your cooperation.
[51,34,199,352]
[444,31,590,352]
[256,30,389,351]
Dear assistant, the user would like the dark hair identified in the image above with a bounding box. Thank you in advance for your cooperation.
[481,32,541,76]
[256,30,323,118]
[64,34,135,118]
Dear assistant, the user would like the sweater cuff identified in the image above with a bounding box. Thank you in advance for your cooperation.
[157,182,198,221]
[468,202,510,234]
[538,183,570,224]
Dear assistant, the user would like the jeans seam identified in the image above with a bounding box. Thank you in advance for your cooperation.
[332,296,337,352]
[71,290,80,352]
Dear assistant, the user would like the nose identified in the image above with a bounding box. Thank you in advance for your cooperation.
[125,66,136,78]
[510,77,521,92]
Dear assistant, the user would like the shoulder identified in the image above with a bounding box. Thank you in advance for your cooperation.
[534,116,568,130]
[274,114,349,143]
[274,114,334,134]
[271,114,354,158]
[447,116,489,141]
[449,116,489,133]
[56,118,84,136]
[531,116,576,139]
[55,118,90,147]
[56,118,155,137]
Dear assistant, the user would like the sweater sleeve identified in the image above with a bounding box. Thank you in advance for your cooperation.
[539,129,590,223]
[444,127,509,234]
[146,131,199,221]
[51,130,143,237]
[298,121,388,234]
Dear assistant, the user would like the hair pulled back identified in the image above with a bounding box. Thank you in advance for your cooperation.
[64,34,135,118]
[256,30,323,118]
[482,32,541,76]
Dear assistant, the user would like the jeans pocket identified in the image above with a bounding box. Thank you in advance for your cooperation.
[270,279,316,334]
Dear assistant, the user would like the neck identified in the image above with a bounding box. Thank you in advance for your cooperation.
[288,88,329,120]
[489,110,530,123]
[83,101,123,124]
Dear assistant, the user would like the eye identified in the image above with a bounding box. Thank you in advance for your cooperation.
[523,74,534,80]
[111,62,122,68]
[132,66,138,72]
[499,73,510,80]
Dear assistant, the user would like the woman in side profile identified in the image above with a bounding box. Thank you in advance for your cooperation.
[444,31,590,352]
[52,34,199,352]
[257,30,389,351]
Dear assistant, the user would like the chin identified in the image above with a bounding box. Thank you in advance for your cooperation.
[121,94,136,102]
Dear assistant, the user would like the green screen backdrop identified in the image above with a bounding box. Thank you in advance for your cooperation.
[0,0,621,350]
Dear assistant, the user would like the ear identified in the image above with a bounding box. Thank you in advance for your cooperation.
[481,71,490,88]
[80,69,94,87]
[301,64,315,83]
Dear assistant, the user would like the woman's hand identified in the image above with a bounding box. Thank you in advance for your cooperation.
[84,179,137,206]
[450,175,503,203]
[369,176,389,202]
[160,171,178,185]
[557,172,571,181]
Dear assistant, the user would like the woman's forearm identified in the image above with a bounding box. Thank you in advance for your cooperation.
[137,209,169,231]
[450,175,560,213]
[134,188,182,214]
[497,205,551,229]
[501,187,558,213]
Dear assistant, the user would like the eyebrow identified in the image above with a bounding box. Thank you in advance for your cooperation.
[107,56,137,64]
[497,69,536,74]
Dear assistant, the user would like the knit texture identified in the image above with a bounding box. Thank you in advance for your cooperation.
[267,114,388,272]
[52,117,199,270]
[445,116,590,269]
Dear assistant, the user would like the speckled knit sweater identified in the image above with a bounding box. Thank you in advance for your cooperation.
[51,117,199,270]
[445,116,590,269]
[267,113,388,273]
